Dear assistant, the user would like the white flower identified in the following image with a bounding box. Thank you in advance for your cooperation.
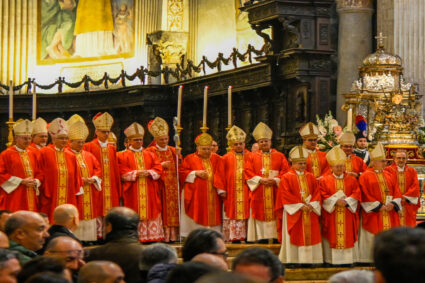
[329,119,339,129]
[318,125,327,136]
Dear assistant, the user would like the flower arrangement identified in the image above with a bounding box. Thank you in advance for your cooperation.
[316,111,342,151]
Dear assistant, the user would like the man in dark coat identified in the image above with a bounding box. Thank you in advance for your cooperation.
[85,206,143,283]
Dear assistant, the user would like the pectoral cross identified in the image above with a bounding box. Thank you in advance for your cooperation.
[261,168,266,176]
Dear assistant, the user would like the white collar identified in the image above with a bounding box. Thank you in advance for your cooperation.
[130,146,143,152]
[295,170,304,175]
[333,173,344,179]
[55,146,65,152]
[15,146,26,153]
[303,146,315,154]
[356,148,368,152]
[98,140,108,148]
[156,144,168,151]
[397,165,406,172]
[261,150,272,154]
[71,149,81,154]
[36,144,45,149]
[374,169,383,173]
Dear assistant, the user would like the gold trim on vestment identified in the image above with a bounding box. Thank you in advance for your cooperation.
[235,153,245,220]
[335,179,346,249]
[202,158,217,225]
[55,151,68,206]
[345,157,353,173]
[310,151,321,178]
[262,153,274,221]
[397,171,406,226]
[100,147,112,215]
[75,153,93,220]
[19,152,35,211]
[134,152,148,220]
[376,172,391,231]
[298,174,311,245]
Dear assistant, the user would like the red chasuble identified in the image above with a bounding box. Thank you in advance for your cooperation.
[275,170,321,246]
[359,170,402,234]
[146,145,180,227]
[38,145,81,218]
[385,164,420,227]
[222,150,251,220]
[118,149,163,220]
[244,149,289,221]
[306,150,329,178]
[84,139,121,214]
[319,174,361,249]
[0,147,40,211]
[179,153,224,226]
[67,149,103,220]
[345,154,368,175]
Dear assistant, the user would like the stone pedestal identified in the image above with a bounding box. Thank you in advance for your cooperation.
[147,30,188,84]
[336,0,374,124]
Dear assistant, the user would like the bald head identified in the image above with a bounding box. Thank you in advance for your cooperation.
[0,231,8,249]
[53,204,79,230]
[45,236,84,271]
[78,261,124,283]
[5,211,48,251]
[192,253,228,270]
[104,207,139,234]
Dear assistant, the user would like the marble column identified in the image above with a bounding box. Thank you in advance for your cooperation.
[336,0,374,125]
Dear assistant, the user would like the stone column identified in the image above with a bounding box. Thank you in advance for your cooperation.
[336,0,374,124]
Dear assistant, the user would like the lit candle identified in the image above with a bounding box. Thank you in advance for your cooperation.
[177,85,183,125]
[8,80,13,120]
[228,86,232,126]
[203,86,209,126]
[32,83,37,120]
[347,107,353,132]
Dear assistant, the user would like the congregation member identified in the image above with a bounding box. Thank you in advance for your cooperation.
[0,249,21,283]
[44,236,85,282]
[67,116,102,241]
[191,253,228,270]
[245,122,289,242]
[17,257,71,283]
[44,204,81,249]
[0,210,11,232]
[146,117,180,242]
[385,150,420,227]
[182,228,227,263]
[300,122,329,179]
[211,140,219,154]
[0,230,9,248]
[339,132,367,177]
[320,146,361,265]
[84,112,121,232]
[373,227,425,283]
[139,243,178,283]
[358,142,401,263]
[118,122,163,242]
[38,118,81,218]
[28,117,48,154]
[0,119,40,212]
[353,122,370,165]
[276,146,322,265]
[5,211,49,264]
[232,247,284,283]
[180,133,224,236]
[221,126,250,242]
[78,261,125,283]
[85,207,143,283]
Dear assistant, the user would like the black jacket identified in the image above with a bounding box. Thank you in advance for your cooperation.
[39,225,81,254]
[147,263,177,283]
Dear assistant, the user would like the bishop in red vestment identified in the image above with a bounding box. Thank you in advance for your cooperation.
[28,117,48,155]
[0,119,40,212]
[146,117,180,242]
[118,122,164,242]
[84,112,121,234]
[385,150,420,227]
[320,146,361,264]
[221,125,251,242]
[358,143,402,263]
[179,133,225,237]
[38,118,82,219]
[245,122,289,242]
[339,132,368,177]
[67,116,103,241]
[276,146,322,264]
[300,122,329,179]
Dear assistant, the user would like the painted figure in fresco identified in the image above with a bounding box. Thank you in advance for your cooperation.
[114,3,133,53]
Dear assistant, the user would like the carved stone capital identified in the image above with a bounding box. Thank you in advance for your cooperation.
[337,0,373,11]
[147,30,188,64]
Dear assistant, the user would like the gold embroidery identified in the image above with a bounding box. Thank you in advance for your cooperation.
[298,174,311,245]
[19,152,35,211]
[345,157,352,172]
[397,171,406,226]
[202,158,217,225]
[235,153,245,220]
[262,153,274,221]
[310,152,321,178]
[335,179,346,249]
[76,153,93,220]
[55,151,68,206]
[101,147,112,215]
[134,152,148,220]
[376,172,391,231]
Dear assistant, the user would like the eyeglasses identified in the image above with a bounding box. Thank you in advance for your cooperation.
[210,251,229,259]
[48,249,84,261]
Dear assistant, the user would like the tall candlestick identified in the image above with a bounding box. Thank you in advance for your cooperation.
[203,86,209,127]
[227,86,232,127]
[8,80,13,120]
[32,83,37,120]
[347,107,353,132]
[177,85,183,125]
